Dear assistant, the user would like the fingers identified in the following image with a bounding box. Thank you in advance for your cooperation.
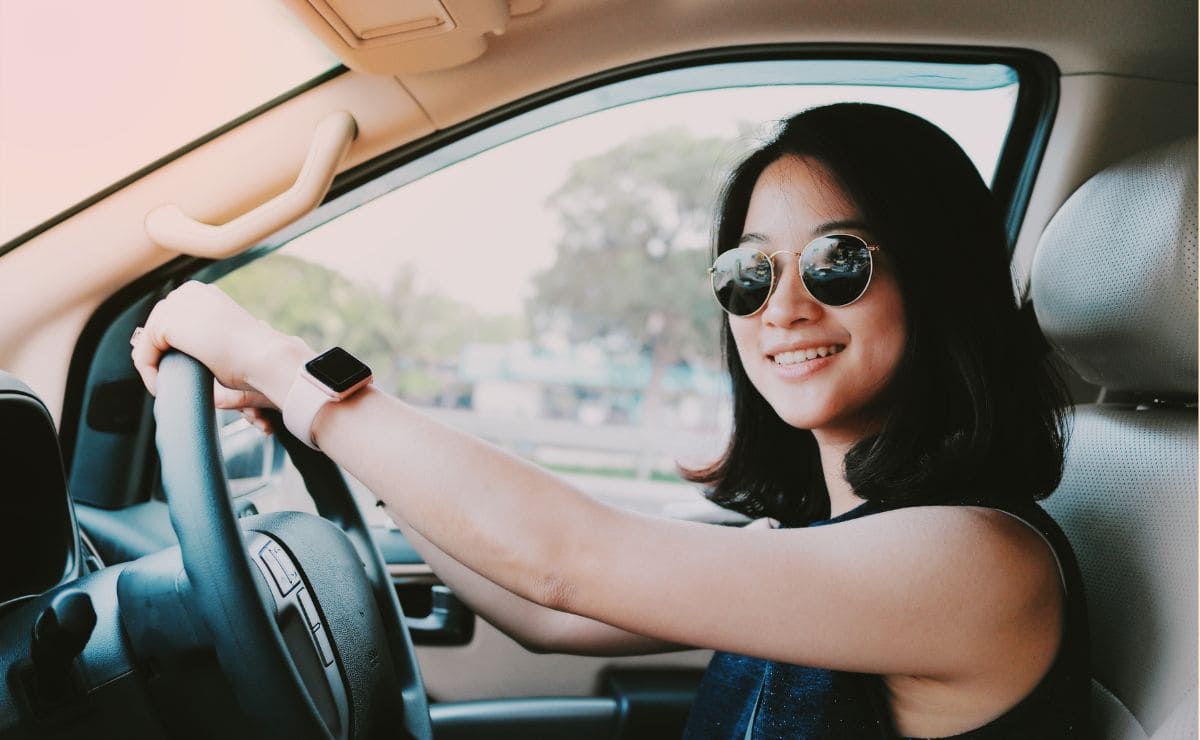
[129,281,259,397]
[240,407,275,435]
[129,326,156,396]
[129,291,179,396]
[130,316,166,396]
[214,382,275,410]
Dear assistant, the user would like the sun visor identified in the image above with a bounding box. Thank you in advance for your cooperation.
[280,0,543,75]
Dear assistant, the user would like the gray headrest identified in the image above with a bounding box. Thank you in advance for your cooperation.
[1031,137,1197,396]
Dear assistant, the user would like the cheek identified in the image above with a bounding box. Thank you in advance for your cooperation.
[862,327,906,392]
[853,289,907,392]
[728,320,765,382]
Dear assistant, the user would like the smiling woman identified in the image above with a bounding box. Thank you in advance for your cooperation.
[692,104,1072,526]
[127,102,1087,739]
[0,2,1193,739]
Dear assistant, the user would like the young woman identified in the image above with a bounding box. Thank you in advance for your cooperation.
[131,104,1089,738]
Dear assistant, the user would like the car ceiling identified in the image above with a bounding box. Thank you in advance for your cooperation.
[388,0,1196,129]
[0,0,1194,418]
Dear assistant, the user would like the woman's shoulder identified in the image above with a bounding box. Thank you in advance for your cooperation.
[842,501,1067,619]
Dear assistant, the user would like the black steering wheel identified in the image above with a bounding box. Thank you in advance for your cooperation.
[151,351,432,740]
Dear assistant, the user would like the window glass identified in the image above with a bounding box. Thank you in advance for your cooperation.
[212,60,1019,525]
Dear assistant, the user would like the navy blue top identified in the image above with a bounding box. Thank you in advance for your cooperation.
[683,499,1091,739]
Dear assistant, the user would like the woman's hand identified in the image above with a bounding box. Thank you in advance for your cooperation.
[129,281,311,413]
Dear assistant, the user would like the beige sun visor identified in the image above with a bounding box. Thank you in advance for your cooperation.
[279,0,544,75]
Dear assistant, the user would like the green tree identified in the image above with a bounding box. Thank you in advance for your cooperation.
[530,127,729,426]
[219,254,525,401]
[219,253,395,380]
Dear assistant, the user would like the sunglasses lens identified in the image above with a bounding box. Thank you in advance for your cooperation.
[711,247,773,316]
[800,235,873,307]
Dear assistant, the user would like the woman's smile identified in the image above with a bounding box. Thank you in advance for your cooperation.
[767,342,847,377]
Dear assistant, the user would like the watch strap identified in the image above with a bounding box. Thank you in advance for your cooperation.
[282,371,333,450]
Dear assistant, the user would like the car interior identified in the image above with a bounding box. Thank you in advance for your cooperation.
[0,1,1195,739]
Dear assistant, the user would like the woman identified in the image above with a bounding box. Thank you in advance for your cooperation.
[131,104,1089,738]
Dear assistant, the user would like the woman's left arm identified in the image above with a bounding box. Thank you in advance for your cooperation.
[132,283,1062,682]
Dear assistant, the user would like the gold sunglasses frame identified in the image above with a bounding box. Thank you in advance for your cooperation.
[707,234,881,317]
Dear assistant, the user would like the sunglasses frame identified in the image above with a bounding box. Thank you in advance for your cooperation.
[707,234,881,317]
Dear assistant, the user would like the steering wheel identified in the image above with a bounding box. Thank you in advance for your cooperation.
[150,351,432,740]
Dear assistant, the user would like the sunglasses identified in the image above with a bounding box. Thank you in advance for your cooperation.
[708,234,880,317]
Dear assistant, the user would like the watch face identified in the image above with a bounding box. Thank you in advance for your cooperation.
[306,347,372,393]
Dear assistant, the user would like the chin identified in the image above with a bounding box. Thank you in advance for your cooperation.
[766,395,878,439]
[766,401,836,432]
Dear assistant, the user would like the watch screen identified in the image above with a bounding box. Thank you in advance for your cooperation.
[306,347,372,392]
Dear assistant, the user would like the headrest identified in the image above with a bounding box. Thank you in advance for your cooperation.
[1031,137,1197,397]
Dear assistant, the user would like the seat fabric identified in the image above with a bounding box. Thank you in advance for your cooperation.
[1041,408,1196,738]
[1032,137,1198,740]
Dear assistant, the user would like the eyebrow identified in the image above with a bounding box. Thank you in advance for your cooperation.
[813,219,870,236]
[738,219,872,246]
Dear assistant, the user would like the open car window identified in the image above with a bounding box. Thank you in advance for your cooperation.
[202,58,1021,526]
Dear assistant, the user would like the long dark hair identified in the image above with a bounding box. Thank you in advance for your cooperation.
[684,103,1070,526]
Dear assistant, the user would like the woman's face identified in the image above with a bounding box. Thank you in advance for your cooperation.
[728,155,907,445]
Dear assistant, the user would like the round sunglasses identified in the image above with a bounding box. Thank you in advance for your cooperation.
[708,234,880,317]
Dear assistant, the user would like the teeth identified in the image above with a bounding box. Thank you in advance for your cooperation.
[773,345,845,365]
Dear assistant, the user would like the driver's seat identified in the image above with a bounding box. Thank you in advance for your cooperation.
[1031,136,1197,739]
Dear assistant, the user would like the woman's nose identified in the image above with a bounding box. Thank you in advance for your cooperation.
[760,253,824,326]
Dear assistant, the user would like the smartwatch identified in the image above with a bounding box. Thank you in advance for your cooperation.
[282,347,373,449]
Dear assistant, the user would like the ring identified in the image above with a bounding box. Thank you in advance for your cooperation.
[130,326,144,347]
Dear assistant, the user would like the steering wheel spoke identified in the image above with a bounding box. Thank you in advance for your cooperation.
[245,530,350,737]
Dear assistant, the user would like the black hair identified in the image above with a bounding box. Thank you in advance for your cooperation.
[683,103,1070,526]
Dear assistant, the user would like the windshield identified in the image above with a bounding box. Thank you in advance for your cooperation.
[0,0,338,245]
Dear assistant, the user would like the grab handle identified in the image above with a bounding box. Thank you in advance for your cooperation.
[145,110,357,258]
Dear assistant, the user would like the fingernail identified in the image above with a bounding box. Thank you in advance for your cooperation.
[129,326,144,347]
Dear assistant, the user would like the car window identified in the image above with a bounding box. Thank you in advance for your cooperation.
[207,59,1020,526]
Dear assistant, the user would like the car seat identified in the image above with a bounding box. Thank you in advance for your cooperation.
[1031,136,1198,740]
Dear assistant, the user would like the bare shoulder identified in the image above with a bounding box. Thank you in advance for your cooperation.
[871,506,1067,733]
[860,503,1060,569]
[833,504,1065,662]
[860,504,1064,611]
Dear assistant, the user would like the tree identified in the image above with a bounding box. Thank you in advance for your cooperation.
[530,127,730,426]
[220,254,524,401]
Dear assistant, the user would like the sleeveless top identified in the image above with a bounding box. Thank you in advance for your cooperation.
[682,498,1091,739]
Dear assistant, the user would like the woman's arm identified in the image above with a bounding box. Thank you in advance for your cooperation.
[131,283,1062,682]
[387,513,686,656]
